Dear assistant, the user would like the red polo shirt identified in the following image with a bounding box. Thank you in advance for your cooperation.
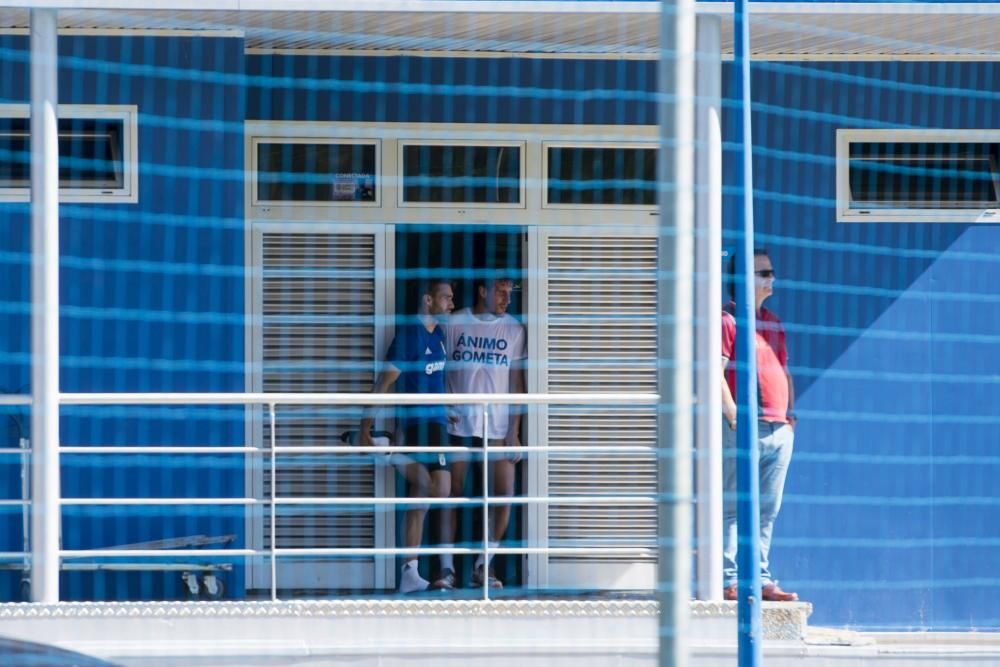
[721,305,790,423]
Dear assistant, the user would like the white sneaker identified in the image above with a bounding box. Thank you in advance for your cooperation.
[399,563,429,594]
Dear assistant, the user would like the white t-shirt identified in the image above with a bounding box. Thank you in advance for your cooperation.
[445,308,527,439]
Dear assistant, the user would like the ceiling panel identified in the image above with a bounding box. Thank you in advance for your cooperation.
[0,7,998,57]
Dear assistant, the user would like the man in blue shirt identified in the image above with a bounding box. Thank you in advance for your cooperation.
[360,279,454,593]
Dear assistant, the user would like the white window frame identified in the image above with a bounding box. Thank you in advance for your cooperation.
[245,121,658,227]
[541,141,658,211]
[0,103,138,204]
[397,138,526,209]
[250,136,381,208]
[836,129,1000,223]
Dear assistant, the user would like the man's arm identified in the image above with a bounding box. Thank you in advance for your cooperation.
[785,367,796,428]
[503,362,525,463]
[358,366,401,446]
[721,356,737,431]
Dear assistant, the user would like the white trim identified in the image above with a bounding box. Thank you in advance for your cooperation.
[244,228,264,591]
[1,2,241,9]
[730,54,1000,62]
[249,136,381,207]
[245,47,659,60]
[237,1,660,13]
[0,103,138,204]
[245,48,1000,63]
[836,128,1000,223]
[379,224,396,591]
[727,3,1000,16]
[540,141,658,211]
[397,138,526,209]
[526,224,546,588]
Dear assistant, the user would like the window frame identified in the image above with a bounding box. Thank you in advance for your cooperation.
[541,141,658,211]
[250,136,381,207]
[397,138,526,209]
[0,104,138,204]
[836,129,1000,223]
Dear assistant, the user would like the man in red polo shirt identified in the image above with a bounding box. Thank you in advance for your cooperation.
[721,249,799,602]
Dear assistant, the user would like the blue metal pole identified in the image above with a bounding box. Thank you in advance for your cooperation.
[731,1,763,666]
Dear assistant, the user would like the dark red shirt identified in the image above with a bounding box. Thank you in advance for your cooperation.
[721,305,790,423]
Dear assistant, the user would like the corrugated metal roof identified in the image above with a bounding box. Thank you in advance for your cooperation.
[0,5,998,57]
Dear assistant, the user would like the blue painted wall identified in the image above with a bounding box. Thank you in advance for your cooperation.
[247,54,657,124]
[0,35,246,601]
[728,61,1000,629]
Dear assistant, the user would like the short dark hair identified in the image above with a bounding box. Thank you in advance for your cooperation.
[421,278,452,299]
[474,275,514,296]
[727,248,769,300]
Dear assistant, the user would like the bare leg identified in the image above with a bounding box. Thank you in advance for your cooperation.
[440,458,470,552]
[489,458,516,543]
[403,462,431,559]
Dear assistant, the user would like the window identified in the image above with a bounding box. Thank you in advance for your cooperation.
[245,121,659,225]
[400,142,523,206]
[0,105,138,203]
[544,144,657,207]
[837,130,1000,222]
[255,140,378,204]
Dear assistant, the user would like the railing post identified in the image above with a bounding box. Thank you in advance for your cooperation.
[481,404,490,601]
[29,7,60,605]
[694,11,724,602]
[269,402,278,602]
[659,0,696,664]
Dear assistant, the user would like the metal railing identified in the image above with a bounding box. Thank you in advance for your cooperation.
[0,391,660,601]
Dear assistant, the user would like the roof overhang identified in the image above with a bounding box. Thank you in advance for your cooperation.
[0,2,999,59]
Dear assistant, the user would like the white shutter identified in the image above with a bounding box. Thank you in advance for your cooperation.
[257,230,384,590]
[543,233,657,589]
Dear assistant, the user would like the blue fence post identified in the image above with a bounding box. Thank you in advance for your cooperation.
[731,0,763,666]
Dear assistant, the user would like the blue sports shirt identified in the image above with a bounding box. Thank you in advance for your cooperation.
[385,319,448,425]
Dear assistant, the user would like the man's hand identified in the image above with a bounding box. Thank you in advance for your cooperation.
[724,407,737,431]
[357,427,374,448]
[504,432,523,464]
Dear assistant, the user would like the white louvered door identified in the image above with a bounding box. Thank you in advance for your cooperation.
[534,230,658,590]
[249,227,392,591]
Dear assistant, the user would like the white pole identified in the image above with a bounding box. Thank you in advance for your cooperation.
[658,0,695,665]
[269,403,278,602]
[481,405,489,601]
[694,12,724,603]
[29,8,61,604]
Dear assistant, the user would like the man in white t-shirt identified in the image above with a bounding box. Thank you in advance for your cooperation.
[432,277,527,591]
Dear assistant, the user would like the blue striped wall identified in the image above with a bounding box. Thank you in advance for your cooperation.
[0,35,246,601]
[1,41,997,629]
[732,60,1000,629]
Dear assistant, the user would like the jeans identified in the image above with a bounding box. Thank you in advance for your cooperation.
[722,419,794,587]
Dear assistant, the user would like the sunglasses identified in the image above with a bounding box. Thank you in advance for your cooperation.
[755,269,775,278]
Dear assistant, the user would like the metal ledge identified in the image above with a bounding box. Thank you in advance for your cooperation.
[0,598,813,640]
